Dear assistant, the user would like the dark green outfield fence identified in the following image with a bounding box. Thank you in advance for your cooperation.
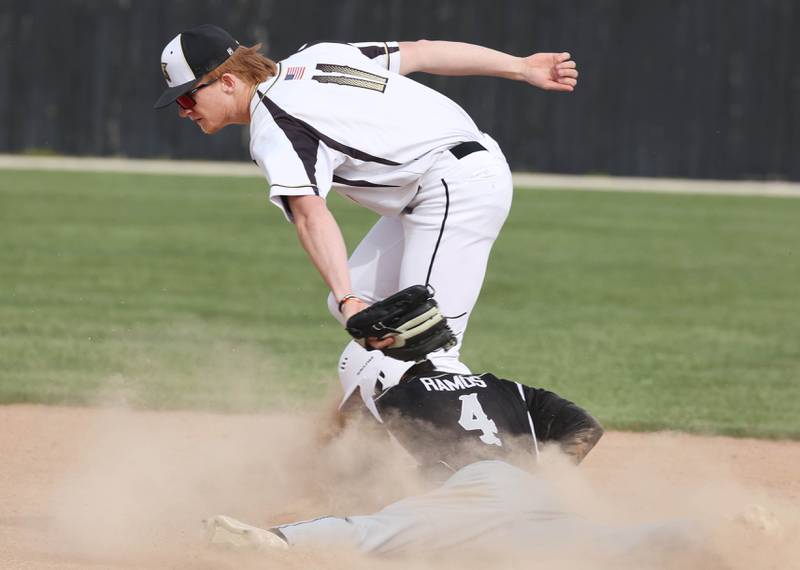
[1,0,798,180]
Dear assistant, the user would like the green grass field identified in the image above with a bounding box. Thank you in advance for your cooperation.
[1,169,798,438]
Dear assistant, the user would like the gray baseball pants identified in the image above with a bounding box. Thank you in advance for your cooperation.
[276,460,697,556]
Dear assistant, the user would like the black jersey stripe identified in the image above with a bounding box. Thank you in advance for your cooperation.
[299,41,400,59]
[258,94,401,169]
[258,92,321,193]
[516,382,541,458]
[270,183,318,190]
[279,195,291,217]
[355,45,384,60]
[354,43,400,62]
[424,178,451,286]
[332,175,399,188]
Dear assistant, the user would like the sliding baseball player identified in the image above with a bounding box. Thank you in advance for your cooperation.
[203,343,698,558]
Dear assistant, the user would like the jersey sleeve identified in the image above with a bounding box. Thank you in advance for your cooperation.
[349,41,402,74]
[250,120,338,222]
[522,385,604,462]
[524,386,602,442]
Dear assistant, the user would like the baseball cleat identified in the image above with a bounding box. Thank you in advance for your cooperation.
[736,504,784,538]
[203,514,289,550]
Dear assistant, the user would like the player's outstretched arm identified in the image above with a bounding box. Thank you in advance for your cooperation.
[555,424,604,464]
[527,387,604,463]
[287,195,355,307]
[287,195,393,350]
[398,40,578,92]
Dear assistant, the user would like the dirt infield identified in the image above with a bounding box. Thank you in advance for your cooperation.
[1,405,798,569]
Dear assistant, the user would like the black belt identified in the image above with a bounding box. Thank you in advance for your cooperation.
[449,141,486,159]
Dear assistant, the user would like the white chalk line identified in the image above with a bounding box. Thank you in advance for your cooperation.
[1,154,799,198]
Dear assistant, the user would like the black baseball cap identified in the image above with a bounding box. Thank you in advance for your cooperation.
[154,24,240,109]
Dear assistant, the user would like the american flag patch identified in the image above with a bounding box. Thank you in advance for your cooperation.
[285,66,305,80]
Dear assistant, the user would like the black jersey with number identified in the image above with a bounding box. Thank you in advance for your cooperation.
[374,366,600,470]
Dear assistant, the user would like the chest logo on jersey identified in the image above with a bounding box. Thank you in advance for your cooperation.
[418,375,487,392]
[312,63,388,93]
[285,66,306,80]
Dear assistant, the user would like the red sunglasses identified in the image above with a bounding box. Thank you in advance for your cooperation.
[176,78,219,110]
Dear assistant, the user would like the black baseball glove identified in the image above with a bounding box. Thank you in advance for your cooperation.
[345,285,457,361]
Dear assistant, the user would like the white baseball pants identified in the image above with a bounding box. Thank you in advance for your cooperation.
[328,133,513,373]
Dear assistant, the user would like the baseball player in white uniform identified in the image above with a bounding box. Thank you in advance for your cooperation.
[154,25,579,374]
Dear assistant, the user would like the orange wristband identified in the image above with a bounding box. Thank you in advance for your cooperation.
[338,294,361,313]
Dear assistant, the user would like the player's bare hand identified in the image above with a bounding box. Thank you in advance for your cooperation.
[341,298,370,321]
[366,336,395,350]
[341,299,397,350]
[519,52,578,92]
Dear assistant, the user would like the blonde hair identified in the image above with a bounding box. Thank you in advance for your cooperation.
[206,43,277,84]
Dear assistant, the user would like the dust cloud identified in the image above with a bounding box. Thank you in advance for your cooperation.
[1,397,796,569]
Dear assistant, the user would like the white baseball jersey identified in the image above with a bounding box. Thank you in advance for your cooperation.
[248,41,484,220]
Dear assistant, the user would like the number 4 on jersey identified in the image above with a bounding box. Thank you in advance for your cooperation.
[458,393,502,447]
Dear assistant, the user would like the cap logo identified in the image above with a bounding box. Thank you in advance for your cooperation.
[161,62,171,83]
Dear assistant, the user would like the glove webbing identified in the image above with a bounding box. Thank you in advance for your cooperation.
[386,306,444,348]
